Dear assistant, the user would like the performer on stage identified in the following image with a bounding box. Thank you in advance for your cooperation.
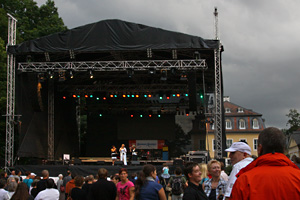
[111,145,117,166]
[130,145,138,161]
[119,144,127,165]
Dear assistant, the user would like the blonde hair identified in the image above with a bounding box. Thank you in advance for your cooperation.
[207,159,221,172]
[199,163,208,180]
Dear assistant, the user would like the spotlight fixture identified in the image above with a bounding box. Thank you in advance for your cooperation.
[58,70,66,82]
[69,49,75,60]
[160,69,167,81]
[44,52,50,62]
[194,51,200,60]
[172,49,177,59]
[89,70,94,79]
[147,48,152,58]
[127,68,134,78]
[69,70,74,79]
[37,73,45,82]
[180,72,187,81]
[48,70,54,79]
[148,68,156,75]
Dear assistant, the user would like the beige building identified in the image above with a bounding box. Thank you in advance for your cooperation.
[206,97,266,158]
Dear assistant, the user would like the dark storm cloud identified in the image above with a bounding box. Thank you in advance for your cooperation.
[35,0,300,129]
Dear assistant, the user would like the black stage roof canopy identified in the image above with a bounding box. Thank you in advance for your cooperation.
[8,19,219,55]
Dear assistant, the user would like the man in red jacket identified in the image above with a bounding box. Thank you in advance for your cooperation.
[230,127,300,200]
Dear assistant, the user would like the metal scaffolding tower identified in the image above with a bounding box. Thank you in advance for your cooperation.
[214,7,223,159]
[48,80,54,160]
[5,14,17,169]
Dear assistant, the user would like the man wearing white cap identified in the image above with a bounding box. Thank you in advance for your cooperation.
[223,142,253,200]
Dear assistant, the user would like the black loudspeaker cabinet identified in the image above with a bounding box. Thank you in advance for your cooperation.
[97,161,105,165]
[131,161,140,165]
[73,159,82,165]
[115,161,123,165]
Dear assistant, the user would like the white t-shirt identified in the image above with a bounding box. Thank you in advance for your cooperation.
[0,189,9,200]
[224,157,253,198]
[34,188,59,200]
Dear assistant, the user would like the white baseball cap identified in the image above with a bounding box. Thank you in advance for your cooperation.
[225,142,251,155]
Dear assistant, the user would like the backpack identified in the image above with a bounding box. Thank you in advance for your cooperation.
[171,177,183,195]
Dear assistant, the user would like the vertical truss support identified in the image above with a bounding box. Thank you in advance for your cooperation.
[76,99,81,154]
[48,80,54,160]
[214,43,223,159]
[5,14,17,170]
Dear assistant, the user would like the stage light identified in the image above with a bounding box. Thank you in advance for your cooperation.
[73,95,76,98]
[148,94,152,98]
[103,97,106,100]
[180,72,187,81]
[63,96,66,99]
[37,73,45,82]
[172,94,176,97]
[160,69,167,81]
[96,97,100,100]
[185,94,189,97]
[160,96,163,100]
[99,114,102,117]
[166,96,170,100]
[147,48,152,58]
[89,70,94,79]
[131,115,134,118]
[148,68,156,74]
[85,95,88,98]
[123,95,126,98]
[172,49,177,59]
[58,70,66,82]
[48,70,54,79]
[69,70,74,79]
[131,95,134,98]
[77,95,80,98]
[90,95,93,98]
[194,51,200,60]
[110,95,114,98]
[176,94,180,97]
[200,94,204,99]
[114,95,117,97]
[140,115,143,118]
[127,68,134,78]
[144,95,147,98]
[158,115,161,118]
[149,115,152,118]
[127,95,130,98]
[136,95,139,98]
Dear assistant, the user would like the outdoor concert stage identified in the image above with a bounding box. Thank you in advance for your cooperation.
[6,18,225,168]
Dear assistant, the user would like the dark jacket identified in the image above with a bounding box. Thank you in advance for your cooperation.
[183,181,209,200]
[88,178,117,200]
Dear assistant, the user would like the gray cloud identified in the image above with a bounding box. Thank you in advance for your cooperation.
[35,0,300,129]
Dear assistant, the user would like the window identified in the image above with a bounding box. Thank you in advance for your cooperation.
[239,119,246,129]
[238,107,244,113]
[226,119,232,129]
[240,139,247,144]
[253,139,258,151]
[225,108,231,113]
[226,139,233,148]
[253,118,259,129]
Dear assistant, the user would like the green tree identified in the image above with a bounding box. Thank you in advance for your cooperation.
[286,109,300,132]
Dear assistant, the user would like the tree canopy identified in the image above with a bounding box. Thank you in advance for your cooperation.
[286,109,300,133]
[0,0,67,160]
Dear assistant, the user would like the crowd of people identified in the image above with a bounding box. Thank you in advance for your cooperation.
[1,127,300,200]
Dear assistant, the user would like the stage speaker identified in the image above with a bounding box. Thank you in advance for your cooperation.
[173,159,183,166]
[97,161,105,165]
[74,159,82,165]
[188,71,197,111]
[115,161,123,165]
[191,158,203,163]
[131,161,140,165]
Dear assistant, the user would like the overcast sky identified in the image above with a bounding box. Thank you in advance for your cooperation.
[35,0,300,129]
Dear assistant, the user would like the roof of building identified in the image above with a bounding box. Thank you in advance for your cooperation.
[224,101,262,116]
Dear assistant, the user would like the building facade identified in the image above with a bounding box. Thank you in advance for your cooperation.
[207,97,266,158]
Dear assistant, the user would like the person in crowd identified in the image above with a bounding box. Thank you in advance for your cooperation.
[69,175,86,200]
[0,171,8,181]
[220,162,228,182]
[36,170,51,194]
[82,175,94,195]
[130,145,138,161]
[111,174,120,186]
[167,167,186,200]
[129,173,137,185]
[15,170,23,182]
[34,179,59,200]
[119,144,127,165]
[9,170,16,178]
[65,173,76,199]
[230,127,300,200]
[88,168,116,200]
[223,141,253,199]
[135,164,166,200]
[63,170,72,189]
[159,163,171,199]
[29,180,39,198]
[291,155,300,168]
[183,162,208,200]
[6,179,18,199]
[0,179,9,200]
[199,163,209,185]
[23,171,34,190]
[116,168,135,200]
[11,182,34,200]
[56,174,64,200]
[203,160,226,200]
[111,145,118,166]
